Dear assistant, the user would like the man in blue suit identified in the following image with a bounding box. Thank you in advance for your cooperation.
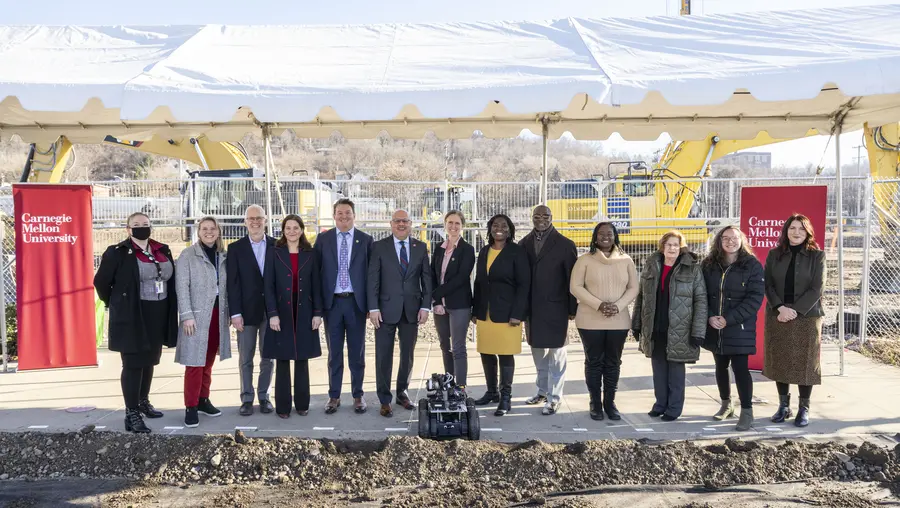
[314,198,374,414]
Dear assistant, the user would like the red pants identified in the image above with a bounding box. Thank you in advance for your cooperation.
[184,304,219,407]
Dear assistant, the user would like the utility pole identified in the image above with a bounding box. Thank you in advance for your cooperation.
[853,144,865,175]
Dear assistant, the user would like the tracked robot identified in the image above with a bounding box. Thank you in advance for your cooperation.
[417,373,480,440]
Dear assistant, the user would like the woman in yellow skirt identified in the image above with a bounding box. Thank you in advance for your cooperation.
[471,214,531,416]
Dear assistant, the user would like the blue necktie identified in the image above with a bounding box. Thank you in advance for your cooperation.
[399,241,409,276]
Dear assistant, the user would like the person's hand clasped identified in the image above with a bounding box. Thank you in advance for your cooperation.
[231,316,244,332]
[433,304,446,316]
[312,316,322,330]
[600,302,619,318]
[182,319,196,336]
[418,309,429,325]
[777,306,797,323]
[269,316,281,332]
[709,316,727,330]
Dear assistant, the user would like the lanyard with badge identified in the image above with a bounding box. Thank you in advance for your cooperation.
[141,245,166,294]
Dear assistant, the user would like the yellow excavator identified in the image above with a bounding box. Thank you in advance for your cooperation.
[19,134,336,243]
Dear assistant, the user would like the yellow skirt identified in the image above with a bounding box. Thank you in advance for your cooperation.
[476,318,523,355]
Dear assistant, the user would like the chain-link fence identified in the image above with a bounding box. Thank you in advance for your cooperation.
[0,175,881,345]
[860,179,900,341]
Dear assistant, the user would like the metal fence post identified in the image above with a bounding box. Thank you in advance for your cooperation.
[1,225,7,373]
[859,177,874,346]
[727,180,735,219]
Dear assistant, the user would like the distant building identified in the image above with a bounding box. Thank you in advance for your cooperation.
[713,151,772,171]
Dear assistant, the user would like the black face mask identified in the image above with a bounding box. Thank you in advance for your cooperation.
[131,227,151,241]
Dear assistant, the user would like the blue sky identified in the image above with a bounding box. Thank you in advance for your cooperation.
[1,0,891,168]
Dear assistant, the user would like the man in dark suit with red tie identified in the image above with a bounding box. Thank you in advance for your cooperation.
[367,209,433,417]
[314,199,374,414]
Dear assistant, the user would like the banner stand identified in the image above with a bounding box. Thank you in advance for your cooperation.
[13,184,98,371]
[740,185,828,373]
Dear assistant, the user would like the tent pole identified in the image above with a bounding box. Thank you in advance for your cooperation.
[540,119,549,204]
[835,123,845,376]
[262,125,276,237]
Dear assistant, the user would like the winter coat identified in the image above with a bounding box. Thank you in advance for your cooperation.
[519,228,578,348]
[764,248,826,318]
[174,242,232,367]
[93,239,178,354]
[701,255,765,355]
[632,251,707,363]
[472,243,531,324]
[263,246,323,361]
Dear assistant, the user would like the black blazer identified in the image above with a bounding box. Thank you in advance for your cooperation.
[366,236,433,325]
[472,242,531,323]
[93,239,178,354]
[226,235,276,325]
[764,247,826,318]
[431,238,476,310]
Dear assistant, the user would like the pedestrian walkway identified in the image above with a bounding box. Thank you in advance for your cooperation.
[1,342,898,443]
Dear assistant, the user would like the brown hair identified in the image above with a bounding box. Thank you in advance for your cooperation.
[658,230,687,254]
[703,226,754,268]
[444,210,466,226]
[776,213,819,255]
[333,198,355,214]
[276,214,313,251]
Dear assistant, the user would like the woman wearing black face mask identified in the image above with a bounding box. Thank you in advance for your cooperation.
[94,212,179,433]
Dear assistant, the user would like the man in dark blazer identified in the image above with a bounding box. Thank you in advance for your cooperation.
[227,205,276,416]
[314,198,374,415]
[519,205,578,416]
[367,209,433,417]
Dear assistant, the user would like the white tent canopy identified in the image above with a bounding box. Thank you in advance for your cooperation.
[2,4,900,144]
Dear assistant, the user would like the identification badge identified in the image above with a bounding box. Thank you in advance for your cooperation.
[155,280,165,294]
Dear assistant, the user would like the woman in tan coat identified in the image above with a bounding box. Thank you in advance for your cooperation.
[570,221,638,421]
[763,214,825,428]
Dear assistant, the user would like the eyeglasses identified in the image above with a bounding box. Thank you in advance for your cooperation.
[392,219,410,224]
[246,217,265,222]
[721,237,741,243]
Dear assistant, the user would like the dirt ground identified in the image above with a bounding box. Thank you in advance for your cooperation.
[1,430,899,507]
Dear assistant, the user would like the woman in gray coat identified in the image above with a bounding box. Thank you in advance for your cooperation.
[176,216,232,428]
[632,231,707,421]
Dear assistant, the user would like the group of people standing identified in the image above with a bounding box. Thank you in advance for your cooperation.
[94,201,825,434]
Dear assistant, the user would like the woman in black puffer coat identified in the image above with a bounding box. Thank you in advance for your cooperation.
[701,226,764,431]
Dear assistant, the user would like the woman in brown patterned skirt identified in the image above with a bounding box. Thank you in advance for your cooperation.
[762,214,825,428]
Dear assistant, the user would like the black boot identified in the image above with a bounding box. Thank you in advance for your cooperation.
[589,393,604,421]
[771,393,793,423]
[494,365,514,416]
[602,363,622,420]
[794,397,810,427]
[138,399,163,419]
[603,391,622,421]
[124,408,150,434]
[474,355,499,406]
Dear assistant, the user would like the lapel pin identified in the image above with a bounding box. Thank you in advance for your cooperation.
[451,257,456,261]
[128,249,133,254]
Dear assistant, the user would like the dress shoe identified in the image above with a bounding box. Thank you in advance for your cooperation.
[380,404,393,417]
[396,397,415,411]
[354,397,368,414]
[239,402,254,416]
[277,412,290,419]
[138,399,163,419]
[259,400,274,414]
[473,391,499,405]
[296,409,309,416]
[603,397,622,421]
[325,398,341,414]
[661,414,678,422]
[648,410,664,417]
[589,399,604,421]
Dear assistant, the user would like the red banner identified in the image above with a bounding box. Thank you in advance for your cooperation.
[740,185,827,371]
[13,184,97,370]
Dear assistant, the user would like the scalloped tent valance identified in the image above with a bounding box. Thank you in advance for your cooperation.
[2,5,900,143]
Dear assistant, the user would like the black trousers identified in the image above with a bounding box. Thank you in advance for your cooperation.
[121,366,154,409]
[776,382,812,399]
[275,359,310,414]
[375,314,418,405]
[713,353,753,409]
[578,329,627,400]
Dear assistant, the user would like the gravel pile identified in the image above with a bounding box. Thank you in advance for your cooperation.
[1,429,899,507]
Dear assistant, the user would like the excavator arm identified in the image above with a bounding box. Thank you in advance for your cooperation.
[20,134,251,183]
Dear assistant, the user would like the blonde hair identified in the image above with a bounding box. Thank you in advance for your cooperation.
[197,216,225,253]
[658,230,687,253]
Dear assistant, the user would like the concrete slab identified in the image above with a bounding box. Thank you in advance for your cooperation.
[2,341,899,443]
